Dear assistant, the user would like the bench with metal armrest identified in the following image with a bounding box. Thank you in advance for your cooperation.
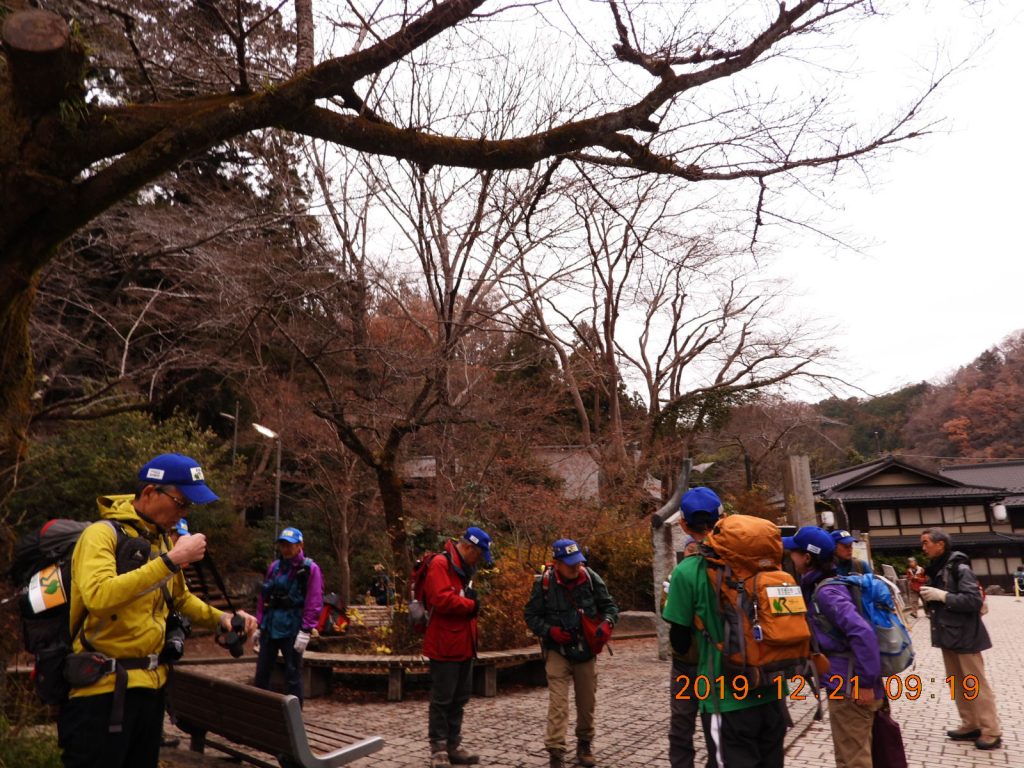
[169,667,383,768]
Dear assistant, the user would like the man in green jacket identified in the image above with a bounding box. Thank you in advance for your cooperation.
[524,539,619,768]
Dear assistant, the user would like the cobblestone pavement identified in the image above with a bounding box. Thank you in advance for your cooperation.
[163,595,1024,767]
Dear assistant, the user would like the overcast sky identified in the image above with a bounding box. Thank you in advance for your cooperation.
[772,1,1024,398]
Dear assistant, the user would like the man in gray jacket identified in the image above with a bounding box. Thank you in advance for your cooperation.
[920,527,1002,750]
[524,539,618,768]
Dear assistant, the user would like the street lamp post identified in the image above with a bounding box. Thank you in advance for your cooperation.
[253,423,281,540]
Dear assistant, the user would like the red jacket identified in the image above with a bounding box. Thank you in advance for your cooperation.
[422,540,477,661]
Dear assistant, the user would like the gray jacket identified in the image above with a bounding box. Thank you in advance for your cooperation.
[924,551,991,653]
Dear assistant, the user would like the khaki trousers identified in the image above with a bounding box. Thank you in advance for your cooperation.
[941,649,1001,739]
[544,651,597,752]
[828,696,883,768]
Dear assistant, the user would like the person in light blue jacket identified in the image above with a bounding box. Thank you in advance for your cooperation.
[253,527,323,703]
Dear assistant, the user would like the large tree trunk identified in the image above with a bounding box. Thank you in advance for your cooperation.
[2,9,83,113]
[335,499,351,602]
[377,463,410,574]
[0,258,40,511]
[0,10,82,506]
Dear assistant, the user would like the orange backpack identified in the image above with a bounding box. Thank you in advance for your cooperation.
[695,515,815,688]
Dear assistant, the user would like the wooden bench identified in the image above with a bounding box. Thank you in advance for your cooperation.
[345,604,392,629]
[169,667,383,768]
[300,646,545,701]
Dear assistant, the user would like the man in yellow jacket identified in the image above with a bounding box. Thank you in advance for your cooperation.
[57,453,257,768]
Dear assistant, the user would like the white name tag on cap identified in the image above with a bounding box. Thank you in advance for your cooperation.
[146,468,165,480]
[190,467,204,481]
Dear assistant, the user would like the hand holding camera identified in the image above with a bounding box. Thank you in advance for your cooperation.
[216,613,249,658]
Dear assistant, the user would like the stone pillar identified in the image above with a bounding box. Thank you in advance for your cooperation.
[651,461,691,660]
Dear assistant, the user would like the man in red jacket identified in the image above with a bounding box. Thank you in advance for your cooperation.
[423,526,492,767]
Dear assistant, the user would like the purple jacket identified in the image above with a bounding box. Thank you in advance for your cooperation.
[255,550,324,634]
[802,569,883,698]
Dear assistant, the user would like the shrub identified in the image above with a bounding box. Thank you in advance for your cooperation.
[579,510,654,612]
[476,549,542,651]
[0,716,61,768]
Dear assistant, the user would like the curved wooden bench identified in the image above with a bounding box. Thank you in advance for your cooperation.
[300,646,545,701]
[169,667,383,768]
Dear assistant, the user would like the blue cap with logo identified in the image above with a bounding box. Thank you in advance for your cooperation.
[782,526,835,558]
[680,487,722,525]
[831,529,856,546]
[174,519,190,537]
[278,527,303,544]
[138,453,219,505]
[462,526,493,564]
[552,538,586,565]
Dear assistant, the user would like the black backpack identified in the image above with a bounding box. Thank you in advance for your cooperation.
[9,519,146,704]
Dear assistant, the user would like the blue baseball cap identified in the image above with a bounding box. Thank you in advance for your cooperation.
[680,487,722,525]
[174,519,190,536]
[831,529,856,546]
[139,453,219,505]
[552,538,586,565]
[278,527,303,544]
[463,526,493,564]
[782,526,835,558]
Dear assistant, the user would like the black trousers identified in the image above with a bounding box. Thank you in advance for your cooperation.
[701,699,786,768]
[58,687,165,768]
[428,659,474,748]
[254,634,305,702]
[670,659,707,768]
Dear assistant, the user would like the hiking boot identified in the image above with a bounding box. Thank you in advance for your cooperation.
[576,741,596,767]
[975,736,1002,750]
[947,727,981,741]
[430,750,452,767]
[448,745,480,765]
[548,749,566,768]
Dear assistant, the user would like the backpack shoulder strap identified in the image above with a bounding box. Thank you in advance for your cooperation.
[75,521,138,651]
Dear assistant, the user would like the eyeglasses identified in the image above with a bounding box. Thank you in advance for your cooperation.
[156,487,191,509]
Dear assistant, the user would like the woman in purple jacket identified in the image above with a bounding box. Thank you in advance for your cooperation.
[253,527,324,703]
[783,526,883,768]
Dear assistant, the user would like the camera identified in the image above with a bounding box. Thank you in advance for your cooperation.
[160,611,192,663]
[216,613,248,658]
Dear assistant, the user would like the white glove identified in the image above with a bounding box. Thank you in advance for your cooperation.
[920,586,948,603]
[252,629,261,652]
[294,630,311,654]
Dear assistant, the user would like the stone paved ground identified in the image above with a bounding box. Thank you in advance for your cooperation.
[163,595,1024,767]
